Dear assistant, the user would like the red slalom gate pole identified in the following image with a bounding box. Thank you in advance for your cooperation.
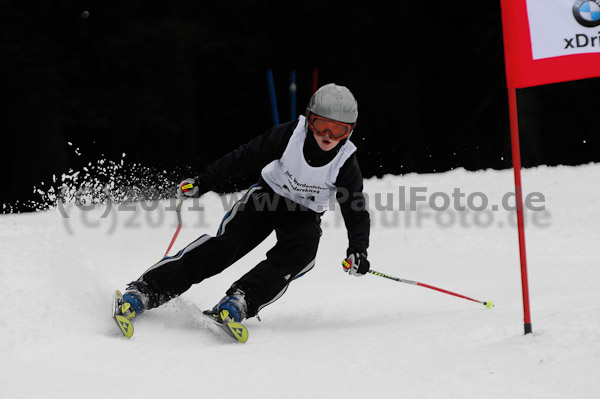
[311,68,319,95]
[369,270,494,309]
[508,87,533,335]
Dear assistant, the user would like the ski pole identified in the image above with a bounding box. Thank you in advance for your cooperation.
[369,269,494,309]
[163,198,183,258]
[164,180,197,257]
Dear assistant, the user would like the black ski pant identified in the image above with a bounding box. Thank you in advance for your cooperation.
[131,185,322,318]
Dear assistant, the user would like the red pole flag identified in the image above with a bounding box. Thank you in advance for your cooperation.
[500,0,600,335]
[501,0,600,88]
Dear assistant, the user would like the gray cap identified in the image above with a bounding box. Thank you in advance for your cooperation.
[307,83,358,123]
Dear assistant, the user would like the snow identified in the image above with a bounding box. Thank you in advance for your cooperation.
[1,164,600,399]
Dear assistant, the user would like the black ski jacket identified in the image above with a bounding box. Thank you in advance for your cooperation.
[193,119,370,254]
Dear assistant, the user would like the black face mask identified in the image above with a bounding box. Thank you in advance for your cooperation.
[303,124,345,167]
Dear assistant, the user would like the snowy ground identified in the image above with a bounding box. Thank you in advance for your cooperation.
[1,164,599,399]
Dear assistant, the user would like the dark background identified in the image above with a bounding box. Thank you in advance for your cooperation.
[2,0,599,212]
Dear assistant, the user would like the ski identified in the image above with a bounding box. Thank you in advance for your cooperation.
[201,309,249,343]
[113,290,134,339]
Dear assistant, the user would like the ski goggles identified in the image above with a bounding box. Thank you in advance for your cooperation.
[307,113,355,141]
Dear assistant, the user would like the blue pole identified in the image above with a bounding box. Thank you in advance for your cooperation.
[266,69,279,125]
[290,70,297,120]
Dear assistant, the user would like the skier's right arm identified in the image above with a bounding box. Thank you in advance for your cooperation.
[187,121,297,197]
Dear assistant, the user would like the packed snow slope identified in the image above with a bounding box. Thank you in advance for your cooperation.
[1,165,599,399]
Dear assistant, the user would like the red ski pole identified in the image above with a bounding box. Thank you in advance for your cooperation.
[163,180,198,257]
[163,198,183,258]
[369,270,494,309]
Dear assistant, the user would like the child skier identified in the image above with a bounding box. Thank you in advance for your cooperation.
[114,83,371,337]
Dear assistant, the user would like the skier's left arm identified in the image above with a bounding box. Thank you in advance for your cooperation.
[335,154,371,277]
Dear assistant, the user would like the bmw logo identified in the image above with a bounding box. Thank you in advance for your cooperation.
[573,0,600,27]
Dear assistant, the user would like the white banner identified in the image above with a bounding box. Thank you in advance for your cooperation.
[527,0,600,60]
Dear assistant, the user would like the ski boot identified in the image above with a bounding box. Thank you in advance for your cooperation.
[202,289,249,343]
[113,289,148,338]
[204,289,248,323]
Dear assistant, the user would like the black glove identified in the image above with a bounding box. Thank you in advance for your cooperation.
[177,178,199,199]
[342,250,370,277]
